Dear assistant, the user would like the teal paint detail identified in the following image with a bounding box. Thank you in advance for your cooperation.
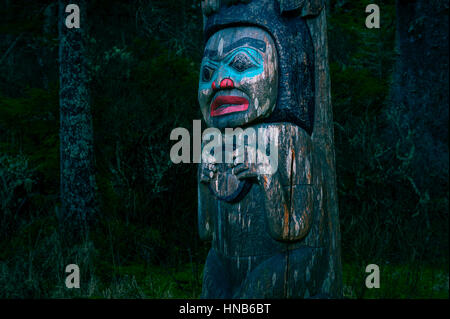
[199,47,264,91]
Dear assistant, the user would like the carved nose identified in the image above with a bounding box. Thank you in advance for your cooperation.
[220,78,234,89]
[212,78,234,91]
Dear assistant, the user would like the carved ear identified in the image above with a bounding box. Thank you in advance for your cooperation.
[277,0,324,17]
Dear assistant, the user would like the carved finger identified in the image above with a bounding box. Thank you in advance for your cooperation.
[232,163,248,175]
[200,173,210,183]
[235,169,257,180]
[202,152,217,165]
[232,153,246,166]
[200,168,215,183]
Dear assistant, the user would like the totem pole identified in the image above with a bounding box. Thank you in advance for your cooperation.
[197,0,342,298]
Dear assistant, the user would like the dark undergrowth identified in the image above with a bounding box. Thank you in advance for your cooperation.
[0,0,448,298]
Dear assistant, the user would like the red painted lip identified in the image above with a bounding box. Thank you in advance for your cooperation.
[210,96,249,117]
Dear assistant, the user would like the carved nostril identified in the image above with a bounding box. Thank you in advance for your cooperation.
[220,78,234,89]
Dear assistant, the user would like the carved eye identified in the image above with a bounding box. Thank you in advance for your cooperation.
[229,53,256,72]
[202,66,215,82]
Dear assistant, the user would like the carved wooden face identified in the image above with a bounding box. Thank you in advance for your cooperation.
[198,26,278,129]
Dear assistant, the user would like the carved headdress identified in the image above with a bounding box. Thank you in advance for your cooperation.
[203,0,316,134]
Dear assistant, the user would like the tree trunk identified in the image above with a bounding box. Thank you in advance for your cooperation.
[40,3,57,90]
[390,0,449,191]
[58,0,97,241]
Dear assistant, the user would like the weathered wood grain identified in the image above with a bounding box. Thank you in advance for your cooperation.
[198,0,342,298]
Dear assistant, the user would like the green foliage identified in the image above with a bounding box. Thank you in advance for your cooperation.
[88,34,203,263]
[0,214,203,298]
[0,87,59,192]
[0,153,35,241]
[343,262,449,299]
[0,0,447,299]
[329,0,448,267]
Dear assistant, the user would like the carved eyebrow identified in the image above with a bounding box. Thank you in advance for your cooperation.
[204,37,266,59]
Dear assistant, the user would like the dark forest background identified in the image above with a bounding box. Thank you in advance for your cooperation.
[0,0,448,298]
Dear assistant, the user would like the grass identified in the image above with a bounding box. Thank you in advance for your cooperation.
[342,262,449,299]
[0,213,447,299]
[111,261,449,299]
[92,261,450,299]
[1,241,448,299]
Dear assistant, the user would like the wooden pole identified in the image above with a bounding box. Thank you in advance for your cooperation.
[198,0,342,298]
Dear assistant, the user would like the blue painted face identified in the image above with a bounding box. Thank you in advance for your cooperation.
[198,26,278,129]
[199,47,264,91]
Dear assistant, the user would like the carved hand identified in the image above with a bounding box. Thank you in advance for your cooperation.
[231,145,277,184]
[199,162,218,184]
[198,162,218,241]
